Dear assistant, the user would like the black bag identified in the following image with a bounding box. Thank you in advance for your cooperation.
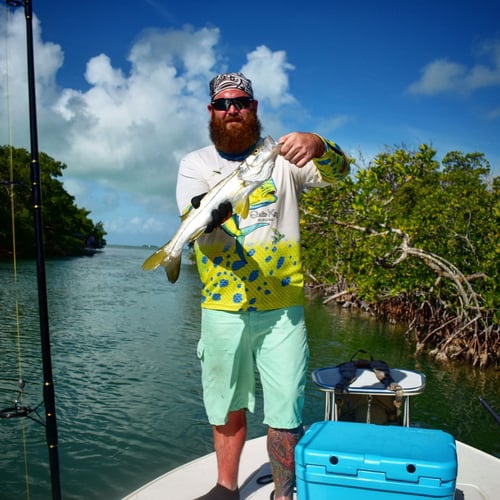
[334,350,403,425]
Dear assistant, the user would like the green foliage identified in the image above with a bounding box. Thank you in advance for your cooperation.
[0,145,107,257]
[301,144,499,321]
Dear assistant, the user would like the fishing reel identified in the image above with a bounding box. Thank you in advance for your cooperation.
[0,379,44,425]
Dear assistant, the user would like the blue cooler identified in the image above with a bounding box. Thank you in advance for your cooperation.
[295,421,457,499]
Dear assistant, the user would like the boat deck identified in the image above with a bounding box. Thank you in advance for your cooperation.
[123,435,499,499]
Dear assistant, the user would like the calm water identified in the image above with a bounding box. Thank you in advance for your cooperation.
[1,246,499,500]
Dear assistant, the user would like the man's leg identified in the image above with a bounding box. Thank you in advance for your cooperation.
[195,409,245,499]
[253,307,308,499]
[267,426,304,500]
[214,409,247,490]
[197,310,254,499]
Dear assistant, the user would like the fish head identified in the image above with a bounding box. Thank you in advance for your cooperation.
[238,136,281,183]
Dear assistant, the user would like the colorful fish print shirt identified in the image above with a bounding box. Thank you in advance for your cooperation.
[176,137,349,312]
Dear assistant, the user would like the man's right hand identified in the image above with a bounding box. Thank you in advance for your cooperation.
[190,193,232,233]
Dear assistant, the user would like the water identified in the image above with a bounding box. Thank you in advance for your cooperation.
[1,246,498,500]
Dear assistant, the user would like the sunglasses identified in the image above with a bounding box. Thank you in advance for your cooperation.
[211,97,254,111]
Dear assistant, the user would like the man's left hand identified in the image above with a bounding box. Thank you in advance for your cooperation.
[277,132,325,167]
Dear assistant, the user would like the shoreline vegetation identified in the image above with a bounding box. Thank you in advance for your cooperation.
[301,144,498,369]
[2,144,498,368]
[0,146,106,258]
[305,279,498,370]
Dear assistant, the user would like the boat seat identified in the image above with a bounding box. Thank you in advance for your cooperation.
[312,367,426,426]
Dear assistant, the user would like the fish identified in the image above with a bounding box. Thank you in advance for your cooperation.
[141,135,281,283]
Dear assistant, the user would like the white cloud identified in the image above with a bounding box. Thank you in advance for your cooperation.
[408,40,500,95]
[0,8,301,244]
[241,45,296,108]
[408,59,466,95]
[316,115,353,136]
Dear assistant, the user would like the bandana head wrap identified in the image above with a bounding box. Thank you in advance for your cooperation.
[209,72,253,99]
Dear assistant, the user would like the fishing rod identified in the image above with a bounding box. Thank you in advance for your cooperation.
[3,1,62,498]
[479,397,500,426]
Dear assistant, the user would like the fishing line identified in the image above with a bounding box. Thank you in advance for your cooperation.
[1,2,62,498]
[0,5,39,499]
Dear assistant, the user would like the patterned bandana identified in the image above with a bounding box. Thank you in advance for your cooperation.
[209,72,253,99]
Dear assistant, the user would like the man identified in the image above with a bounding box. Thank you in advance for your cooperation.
[177,72,349,500]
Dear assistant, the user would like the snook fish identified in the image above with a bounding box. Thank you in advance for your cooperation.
[142,136,281,283]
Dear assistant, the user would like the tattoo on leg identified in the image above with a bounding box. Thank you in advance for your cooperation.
[267,426,304,498]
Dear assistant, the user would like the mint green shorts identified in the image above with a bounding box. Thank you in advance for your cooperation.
[197,306,309,428]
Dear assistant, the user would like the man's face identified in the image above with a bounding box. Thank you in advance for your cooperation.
[208,89,261,155]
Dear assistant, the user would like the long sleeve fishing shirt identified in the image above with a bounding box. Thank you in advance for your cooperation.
[176,136,349,312]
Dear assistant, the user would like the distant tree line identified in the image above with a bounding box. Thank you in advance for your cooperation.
[301,144,499,369]
[0,145,106,258]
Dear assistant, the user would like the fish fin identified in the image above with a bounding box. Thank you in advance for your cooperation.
[165,255,182,283]
[142,247,167,271]
[234,197,250,219]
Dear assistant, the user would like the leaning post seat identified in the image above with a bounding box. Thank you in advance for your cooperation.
[312,366,426,426]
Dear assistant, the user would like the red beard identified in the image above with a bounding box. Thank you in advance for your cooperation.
[209,111,261,155]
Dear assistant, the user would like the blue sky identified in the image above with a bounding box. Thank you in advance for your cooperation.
[1,1,499,246]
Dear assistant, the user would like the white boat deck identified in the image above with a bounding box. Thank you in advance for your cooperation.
[124,435,274,500]
[124,435,500,500]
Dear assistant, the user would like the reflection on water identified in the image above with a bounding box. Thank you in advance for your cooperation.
[1,246,498,500]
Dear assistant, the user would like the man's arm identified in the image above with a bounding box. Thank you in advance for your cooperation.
[278,132,350,182]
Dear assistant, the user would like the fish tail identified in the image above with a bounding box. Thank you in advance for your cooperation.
[142,244,182,283]
[142,247,167,271]
[165,255,182,283]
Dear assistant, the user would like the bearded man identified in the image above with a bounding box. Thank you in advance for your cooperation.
[175,72,349,500]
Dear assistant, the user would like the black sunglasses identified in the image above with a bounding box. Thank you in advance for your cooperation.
[211,97,254,111]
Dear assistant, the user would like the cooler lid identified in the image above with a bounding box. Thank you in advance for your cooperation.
[297,421,457,483]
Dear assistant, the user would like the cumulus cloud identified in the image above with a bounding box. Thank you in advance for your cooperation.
[408,40,500,95]
[0,8,302,243]
[242,45,296,108]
